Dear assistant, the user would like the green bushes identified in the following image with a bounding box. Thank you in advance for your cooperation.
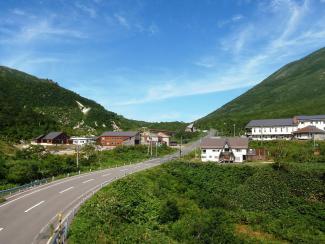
[69,161,325,243]
[250,140,325,163]
[0,145,176,190]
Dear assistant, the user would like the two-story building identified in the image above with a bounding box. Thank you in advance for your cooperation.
[140,129,172,146]
[200,137,249,163]
[246,115,325,141]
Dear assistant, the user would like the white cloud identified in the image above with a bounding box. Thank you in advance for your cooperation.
[217,14,244,28]
[75,3,97,18]
[0,19,87,44]
[118,0,325,106]
[12,9,26,16]
[114,14,130,28]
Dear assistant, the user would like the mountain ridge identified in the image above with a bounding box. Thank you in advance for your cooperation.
[196,47,325,135]
[0,66,185,141]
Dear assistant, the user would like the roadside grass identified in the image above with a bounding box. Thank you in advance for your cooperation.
[68,161,325,243]
[0,145,177,193]
[0,196,5,203]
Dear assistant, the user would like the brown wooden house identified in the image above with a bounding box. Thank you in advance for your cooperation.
[35,132,70,144]
[98,131,140,147]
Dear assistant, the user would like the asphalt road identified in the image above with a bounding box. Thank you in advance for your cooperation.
[0,137,207,244]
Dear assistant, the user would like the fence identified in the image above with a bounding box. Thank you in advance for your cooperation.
[0,179,49,197]
[34,180,112,244]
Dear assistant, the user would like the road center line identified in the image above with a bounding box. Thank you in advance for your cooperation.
[24,201,45,213]
[59,187,74,194]
[102,173,111,177]
[82,179,94,184]
[0,227,3,231]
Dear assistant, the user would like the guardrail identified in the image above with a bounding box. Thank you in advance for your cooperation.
[33,180,112,244]
[0,179,50,197]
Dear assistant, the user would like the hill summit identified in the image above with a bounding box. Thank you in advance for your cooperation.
[196,47,325,135]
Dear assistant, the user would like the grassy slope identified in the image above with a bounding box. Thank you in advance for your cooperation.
[68,161,325,243]
[196,47,325,135]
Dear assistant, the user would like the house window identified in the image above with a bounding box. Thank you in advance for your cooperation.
[275,128,277,132]
[269,128,271,132]
[212,150,216,152]
[236,149,241,152]
[202,149,206,153]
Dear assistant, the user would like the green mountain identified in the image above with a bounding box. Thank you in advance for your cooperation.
[196,47,325,135]
[0,66,185,141]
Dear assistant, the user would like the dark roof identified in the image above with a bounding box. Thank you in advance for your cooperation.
[246,118,294,128]
[34,134,45,140]
[295,115,325,121]
[43,132,65,140]
[201,137,248,149]
[100,131,139,137]
[293,126,325,134]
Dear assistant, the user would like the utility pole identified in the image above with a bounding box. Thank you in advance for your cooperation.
[179,136,182,158]
[76,145,79,169]
[233,124,236,137]
[150,140,153,157]
[155,142,158,157]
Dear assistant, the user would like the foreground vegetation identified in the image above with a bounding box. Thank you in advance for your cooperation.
[69,161,325,243]
[0,144,176,191]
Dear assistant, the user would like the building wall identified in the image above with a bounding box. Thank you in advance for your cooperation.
[41,133,70,144]
[72,138,95,145]
[201,148,247,163]
[201,148,221,162]
[295,133,325,140]
[99,136,134,146]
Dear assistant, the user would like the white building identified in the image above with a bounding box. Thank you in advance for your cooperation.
[71,136,97,146]
[293,126,325,140]
[185,123,197,132]
[246,115,325,141]
[140,129,171,146]
[200,137,248,163]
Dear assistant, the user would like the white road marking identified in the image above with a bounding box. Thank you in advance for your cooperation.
[0,227,3,231]
[102,173,111,177]
[24,201,45,213]
[120,168,129,172]
[59,187,74,194]
[82,179,94,184]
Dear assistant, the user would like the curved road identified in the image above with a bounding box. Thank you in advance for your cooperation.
[0,137,206,244]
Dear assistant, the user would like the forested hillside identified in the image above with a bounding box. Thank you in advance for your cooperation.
[0,66,186,141]
[196,47,325,135]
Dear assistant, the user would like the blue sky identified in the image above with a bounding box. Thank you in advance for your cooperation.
[0,0,325,122]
